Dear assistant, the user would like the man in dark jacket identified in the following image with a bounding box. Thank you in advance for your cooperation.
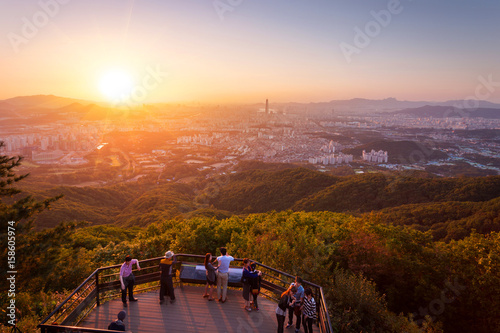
[108,310,126,331]
[159,250,176,304]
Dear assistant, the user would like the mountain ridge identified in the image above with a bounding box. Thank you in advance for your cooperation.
[393,105,500,119]
[3,95,500,113]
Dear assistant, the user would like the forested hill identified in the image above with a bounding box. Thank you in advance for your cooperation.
[4,211,500,333]
[292,173,500,212]
[29,182,196,229]
[4,166,500,333]
[26,169,500,242]
[208,168,340,213]
[209,169,500,213]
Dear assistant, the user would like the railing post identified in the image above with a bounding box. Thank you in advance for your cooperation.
[95,270,100,307]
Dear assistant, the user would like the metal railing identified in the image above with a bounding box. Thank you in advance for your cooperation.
[38,254,333,333]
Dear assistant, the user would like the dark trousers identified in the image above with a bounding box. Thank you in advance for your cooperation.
[121,274,135,303]
[252,293,259,309]
[276,314,286,333]
[294,307,302,330]
[160,275,175,300]
[287,306,294,325]
[287,306,301,329]
[302,316,313,333]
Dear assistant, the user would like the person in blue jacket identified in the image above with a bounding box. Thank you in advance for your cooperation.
[241,258,261,311]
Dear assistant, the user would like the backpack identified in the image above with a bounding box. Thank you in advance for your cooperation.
[278,294,289,311]
[250,275,261,295]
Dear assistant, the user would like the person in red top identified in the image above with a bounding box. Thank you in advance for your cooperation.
[120,255,141,307]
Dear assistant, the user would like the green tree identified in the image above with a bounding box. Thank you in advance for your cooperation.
[0,142,62,231]
[0,141,63,330]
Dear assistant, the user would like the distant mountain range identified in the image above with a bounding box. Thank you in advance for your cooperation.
[1,95,95,109]
[0,95,144,124]
[274,97,500,114]
[2,94,500,116]
[392,105,500,119]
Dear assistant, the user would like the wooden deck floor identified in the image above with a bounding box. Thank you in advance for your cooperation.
[80,285,280,332]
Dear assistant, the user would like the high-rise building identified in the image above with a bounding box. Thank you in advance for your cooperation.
[265,99,269,114]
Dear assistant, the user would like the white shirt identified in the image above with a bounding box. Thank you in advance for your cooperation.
[217,255,234,273]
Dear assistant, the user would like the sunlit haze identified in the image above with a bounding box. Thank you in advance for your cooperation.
[98,69,134,102]
[1,0,500,103]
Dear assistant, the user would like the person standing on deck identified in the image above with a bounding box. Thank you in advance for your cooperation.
[159,250,176,304]
[216,247,234,303]
[249,262,262,311]
[203,253,218,301]
[120,255,141,307]
[241,258,259,311]
[301,288,317,333]
[276,286,296,333]
[286,276,304,332]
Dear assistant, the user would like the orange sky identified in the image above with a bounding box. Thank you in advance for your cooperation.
[1,1,499,104]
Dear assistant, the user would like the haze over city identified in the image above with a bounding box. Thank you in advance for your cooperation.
[1,0,500,104]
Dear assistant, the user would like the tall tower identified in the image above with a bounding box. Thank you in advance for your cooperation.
[265,99,269,114]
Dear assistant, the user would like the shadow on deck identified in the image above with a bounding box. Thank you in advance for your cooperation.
[81,285,278,333]
[38,254,332,333]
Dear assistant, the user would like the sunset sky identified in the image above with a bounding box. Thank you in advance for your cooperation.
[1,0,499,104]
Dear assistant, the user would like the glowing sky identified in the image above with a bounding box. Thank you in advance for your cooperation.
[1,0,499,103]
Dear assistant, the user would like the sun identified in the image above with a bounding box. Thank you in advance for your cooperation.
[98,70,134,102]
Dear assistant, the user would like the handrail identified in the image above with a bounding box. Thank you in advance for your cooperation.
[52,278,96,324]
[39,324,132,333]
[318,285,333,332]
[39,254,333,333]
[174,254,333,332]
[39,268,99,325]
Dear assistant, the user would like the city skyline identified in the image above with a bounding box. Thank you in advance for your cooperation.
[1,0,500,104]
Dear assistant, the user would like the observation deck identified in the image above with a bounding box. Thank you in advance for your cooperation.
[38,254,333,333]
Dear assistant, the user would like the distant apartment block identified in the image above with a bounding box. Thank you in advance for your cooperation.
[321,140,336,154]
[309,153,353,165]
[177,134,213,145]
[362,149,388,163]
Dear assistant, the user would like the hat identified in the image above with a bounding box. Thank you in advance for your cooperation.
[165,251,174,259]
[117,310,126,321]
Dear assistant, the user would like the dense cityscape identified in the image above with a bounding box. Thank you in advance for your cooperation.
[1,96,499,186]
